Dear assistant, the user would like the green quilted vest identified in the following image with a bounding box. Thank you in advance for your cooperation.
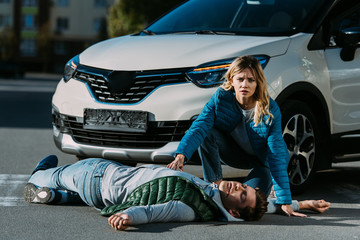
[100,176,222,221]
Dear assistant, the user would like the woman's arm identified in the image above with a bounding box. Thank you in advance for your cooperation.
[266,100,292,205]
[174,90,219,163]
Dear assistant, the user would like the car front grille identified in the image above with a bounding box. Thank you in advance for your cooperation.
[53,112,192,149]
[73,66,190,104]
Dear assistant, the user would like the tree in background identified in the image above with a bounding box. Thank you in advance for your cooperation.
[0,27,18,61]
[108,0,184,38]
[37,22,52,72]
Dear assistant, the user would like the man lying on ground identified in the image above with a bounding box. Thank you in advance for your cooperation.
[24,156,330,231]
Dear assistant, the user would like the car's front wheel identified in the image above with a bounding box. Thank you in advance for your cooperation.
[280,100,320,194]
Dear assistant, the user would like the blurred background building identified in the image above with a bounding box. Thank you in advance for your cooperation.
[0,0,183,77]
[0,0,114,75]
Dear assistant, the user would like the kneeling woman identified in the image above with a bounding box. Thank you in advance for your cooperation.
[168,55,298,216]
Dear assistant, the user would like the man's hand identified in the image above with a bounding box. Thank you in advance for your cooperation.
[108,213,132,231]
[281,204,307,217]
[299,200,330,213]
[167,154,185,171]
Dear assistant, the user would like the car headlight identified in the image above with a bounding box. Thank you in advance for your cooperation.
[63,55,79,82]
[186,55,270,88]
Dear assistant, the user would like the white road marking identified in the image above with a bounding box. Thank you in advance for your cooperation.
[0,85,56,92]
[0,80,57,93]
[0,197,26,206]
[0,174,29,206]
[329,203,360,209]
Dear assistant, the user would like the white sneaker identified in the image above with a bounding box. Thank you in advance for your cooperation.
[24,183,54,204]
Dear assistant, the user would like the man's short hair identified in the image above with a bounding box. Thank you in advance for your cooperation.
[238,188,268,221]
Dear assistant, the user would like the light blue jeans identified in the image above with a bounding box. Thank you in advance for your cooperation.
[198,128,273,196]
[29,158,111,208]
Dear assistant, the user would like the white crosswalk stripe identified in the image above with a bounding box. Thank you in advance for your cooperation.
[0,174,29,206]
[0,80,58,93]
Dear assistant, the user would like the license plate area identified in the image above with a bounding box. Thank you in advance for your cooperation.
[84,109,148,133]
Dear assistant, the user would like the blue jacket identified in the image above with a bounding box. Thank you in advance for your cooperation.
[176,88,292,204]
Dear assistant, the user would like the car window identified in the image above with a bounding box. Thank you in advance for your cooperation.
[146,0,327,36]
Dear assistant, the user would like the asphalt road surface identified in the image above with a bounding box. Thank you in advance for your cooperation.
[0,76,359,240]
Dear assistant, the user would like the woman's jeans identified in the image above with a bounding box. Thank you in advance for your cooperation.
[29,158,111,209]
[199,128,272,197]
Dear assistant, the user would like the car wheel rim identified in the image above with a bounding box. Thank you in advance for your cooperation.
[283,114,315,186]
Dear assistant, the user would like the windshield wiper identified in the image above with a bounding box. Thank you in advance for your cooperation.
[172,30,236,35]
[145,30,236,35]
[163,30,218,35]
[141,29,156,35]
[195,30,217,35]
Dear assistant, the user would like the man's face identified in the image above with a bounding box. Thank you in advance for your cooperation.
[218,180,257,218]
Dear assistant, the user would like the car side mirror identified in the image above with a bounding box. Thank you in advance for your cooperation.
[336,27,360,61]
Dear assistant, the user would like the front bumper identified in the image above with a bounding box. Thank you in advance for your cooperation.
[52,110,194,163]
[53,130,180,162]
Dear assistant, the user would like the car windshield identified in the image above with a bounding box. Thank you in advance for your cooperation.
[145,0,328,36]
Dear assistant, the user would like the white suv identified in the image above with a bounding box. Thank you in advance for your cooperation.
[52,0,360,192]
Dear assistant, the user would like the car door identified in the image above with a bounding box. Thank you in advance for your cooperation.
[324,7,360,135]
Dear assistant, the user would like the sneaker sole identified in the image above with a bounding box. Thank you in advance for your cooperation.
[24,183,52,204]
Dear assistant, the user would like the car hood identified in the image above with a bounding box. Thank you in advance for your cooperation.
[79,34,291,71]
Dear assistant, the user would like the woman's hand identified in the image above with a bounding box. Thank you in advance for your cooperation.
[167,154,185,171]
[281,204,307,217]
[108,213,132,231]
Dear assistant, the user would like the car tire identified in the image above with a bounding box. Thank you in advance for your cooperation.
[280,100,321,195]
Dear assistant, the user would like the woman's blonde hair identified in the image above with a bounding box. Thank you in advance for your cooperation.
[221,55,273,126]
